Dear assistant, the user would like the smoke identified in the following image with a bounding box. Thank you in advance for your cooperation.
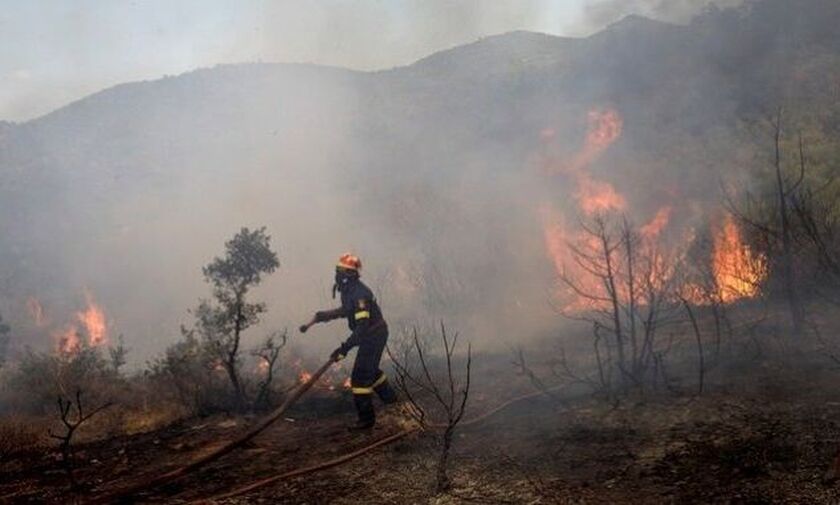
[1,0,836,368]
[581,0,747,28]
[223,0,564,70]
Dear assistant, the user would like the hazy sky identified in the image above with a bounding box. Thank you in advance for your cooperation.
[0,1,734,122]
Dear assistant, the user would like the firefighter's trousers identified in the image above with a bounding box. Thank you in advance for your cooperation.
[350,325,397,424]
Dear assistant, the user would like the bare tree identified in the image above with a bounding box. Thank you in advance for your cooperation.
[681,298,705,396]
[724,108,806,335]
[48,390,112,490]
[554,214,682,393]
[791,134,840,305]
[388,323,472,493]
[251,330,287,410]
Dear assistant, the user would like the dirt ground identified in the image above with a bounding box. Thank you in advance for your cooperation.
[2,355,840,504]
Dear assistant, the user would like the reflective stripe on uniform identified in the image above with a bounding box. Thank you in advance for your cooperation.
[371,373,388,389]
[352,373,388,395]
[354,311,370,320]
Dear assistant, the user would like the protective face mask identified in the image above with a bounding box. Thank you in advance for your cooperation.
[332,271,346,299]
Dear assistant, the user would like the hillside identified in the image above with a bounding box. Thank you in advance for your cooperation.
[1,0,839,362]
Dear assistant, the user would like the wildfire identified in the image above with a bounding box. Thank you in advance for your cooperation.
[292,357,352,390]
[640,207,672,242]
[712,215,767,303]
[538,105,768,312]
[539,107,628,310]
[78,291,108,346]
[576,176,627,215]
[586,109,624,151]
[551,107,624,175]
[41,290,110,354]
[540,204,609,312]
[54,325,81,354]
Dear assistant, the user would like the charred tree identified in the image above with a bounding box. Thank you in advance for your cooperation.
[389,323,472,494]
[251,330,287,410]
[725,108,808,337]
[48,390,112,490]
[771,110,806,336]
[555,214,682,394]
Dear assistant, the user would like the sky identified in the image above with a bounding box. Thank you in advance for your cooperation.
[0,0,737,122]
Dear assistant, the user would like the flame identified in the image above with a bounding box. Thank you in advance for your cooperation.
[541,107,626,216]
[292,356,351,390]
[540,204,609,312]
[586,109,623,152]
[299,370,313,384]
[550,107,624,175]
[46,290,109,353]
[539,107,627,311]
[712,215,767,303]
[26,296,48,327]
[78,291,108,347]
[576,176,627,215]
[54,325,81,354]
[640,207,672,242]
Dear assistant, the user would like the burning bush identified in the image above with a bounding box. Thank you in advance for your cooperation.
[2,342,125,416]
[144,329,230,416]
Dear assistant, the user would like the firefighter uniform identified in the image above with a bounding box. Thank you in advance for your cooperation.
[313,255,397,428]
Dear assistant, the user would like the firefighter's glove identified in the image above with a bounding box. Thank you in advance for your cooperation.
[330,347,346,363]
[299,324,309,334]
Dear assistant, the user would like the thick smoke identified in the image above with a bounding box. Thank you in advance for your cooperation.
[1,0,836,368]
[582,0,746,28]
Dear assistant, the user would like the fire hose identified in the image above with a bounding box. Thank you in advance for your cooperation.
[88,354,582,504]
[85,357,336,504]
[190,382,581,503]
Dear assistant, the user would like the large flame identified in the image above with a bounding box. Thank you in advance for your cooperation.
[540,204,612,312]
[543,107,626,215]
[46,290,109,353]
[539,107,628,310]
[712,215,767,303]
[78,291,108,347]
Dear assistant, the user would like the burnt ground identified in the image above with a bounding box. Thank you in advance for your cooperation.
[2,357,840,504]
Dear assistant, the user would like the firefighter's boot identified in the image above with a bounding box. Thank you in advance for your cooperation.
[350,393,376,431]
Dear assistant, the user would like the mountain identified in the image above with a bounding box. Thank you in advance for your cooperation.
[1,0,839,360]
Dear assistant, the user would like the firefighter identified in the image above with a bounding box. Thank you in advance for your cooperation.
[300,253,398,430]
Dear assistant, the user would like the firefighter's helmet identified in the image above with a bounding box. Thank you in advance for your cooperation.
[333,253,361,298]
[337,253,362,271]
